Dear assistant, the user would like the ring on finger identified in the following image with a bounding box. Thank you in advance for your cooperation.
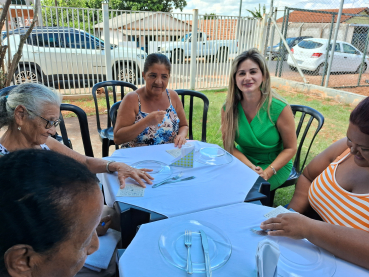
[141,171,145,174]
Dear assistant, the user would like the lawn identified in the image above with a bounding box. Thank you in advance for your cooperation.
[64,88,354,206]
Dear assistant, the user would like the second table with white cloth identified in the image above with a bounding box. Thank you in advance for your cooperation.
[119,203,369,277]
[97,141,259,218]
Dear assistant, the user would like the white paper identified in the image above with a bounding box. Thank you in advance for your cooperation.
[170,144,195,164]
[263,205,293,219]
[166,148,182,158]
[116,183,145,197]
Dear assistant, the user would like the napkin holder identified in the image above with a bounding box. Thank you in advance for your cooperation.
[255,238,280,277]
[170,145,194,168]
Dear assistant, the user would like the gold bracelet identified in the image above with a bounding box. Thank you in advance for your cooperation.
[270,165,277,175]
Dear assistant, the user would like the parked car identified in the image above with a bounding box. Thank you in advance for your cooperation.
[151,32,238,63]
[266,36,312,60]
[4,27,147,86]
[287,38,368,75]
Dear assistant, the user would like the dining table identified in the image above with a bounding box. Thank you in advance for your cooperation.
[97,141,260,247]
[98,141,258,217]
[118,202,369,277]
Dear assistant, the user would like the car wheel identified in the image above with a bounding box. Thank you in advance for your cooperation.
[116,64,136,84]
[313,64,324,75]
[355,63,367,74]
[171,49,183,64]
[13,66,42,84]
[216,47,228,62]
[289,65,297,72]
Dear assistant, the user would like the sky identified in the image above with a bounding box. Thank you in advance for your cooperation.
[173,0,369,17]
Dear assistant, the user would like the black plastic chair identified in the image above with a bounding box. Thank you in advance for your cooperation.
[174,89,209,142]
[246,105,325,206]
[58,103,94,157]
[92,81,137,157]
[109,100,121,128]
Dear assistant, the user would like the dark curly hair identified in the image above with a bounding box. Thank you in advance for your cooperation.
[350,97,369,135]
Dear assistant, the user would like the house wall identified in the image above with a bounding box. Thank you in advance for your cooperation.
[346,12,369,24]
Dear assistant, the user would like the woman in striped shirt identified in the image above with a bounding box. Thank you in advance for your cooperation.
[261,97,369,270]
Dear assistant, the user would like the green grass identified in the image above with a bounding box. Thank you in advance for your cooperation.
[64,88,354,207]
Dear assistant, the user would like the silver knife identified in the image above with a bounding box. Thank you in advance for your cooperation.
[200,230,212,277]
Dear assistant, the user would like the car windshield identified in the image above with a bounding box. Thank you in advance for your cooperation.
[298,40,323,49]
[181,33,191,42]
[274,38,296,47]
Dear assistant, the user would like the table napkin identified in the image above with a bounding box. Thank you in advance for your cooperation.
[84,229,121,271]
[170,144,194,168]
[255,238,280,277]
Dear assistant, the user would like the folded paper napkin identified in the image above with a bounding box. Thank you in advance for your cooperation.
[255,238,280,277]
[170,144,195,168]
[84,229,121,271]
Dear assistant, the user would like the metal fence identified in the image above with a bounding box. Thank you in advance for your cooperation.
[2,3,264,94]
[266,5,369,90]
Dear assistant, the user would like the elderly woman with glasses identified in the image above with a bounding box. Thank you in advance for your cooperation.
[0,83,153,188]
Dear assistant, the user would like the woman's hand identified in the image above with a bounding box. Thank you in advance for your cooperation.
[96,215,112,236]
[145,111,166,126]
[112,162,154,189]
[254,166,270,181]
[260,213,311,240]
[174,134,187,148]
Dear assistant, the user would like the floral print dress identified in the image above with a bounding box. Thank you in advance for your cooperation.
[120,89,180,148]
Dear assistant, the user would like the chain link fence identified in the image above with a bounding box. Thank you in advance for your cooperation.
[266,2,369,92]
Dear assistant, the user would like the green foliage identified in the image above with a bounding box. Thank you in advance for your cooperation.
[246,3,266,19]
[41,0,102,34]
[44,0,187,12]
[204,13,217,20]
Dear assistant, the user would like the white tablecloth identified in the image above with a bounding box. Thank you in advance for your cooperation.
[119,203,369,277]
[97,141,259,217]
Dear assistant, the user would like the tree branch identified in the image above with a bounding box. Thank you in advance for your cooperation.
[0,0,12,35]
[5,0,40,86]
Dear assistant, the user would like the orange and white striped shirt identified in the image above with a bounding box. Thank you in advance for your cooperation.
[308,149,369,232]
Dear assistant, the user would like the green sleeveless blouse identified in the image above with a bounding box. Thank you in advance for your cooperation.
[235,98,292,190]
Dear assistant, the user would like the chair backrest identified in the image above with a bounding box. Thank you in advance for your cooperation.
[91,81,137,132]
[109,100,121,128]
[291,104,324,173]
[174,89,209,142]
[0,85,18,96]
[59,103,94,157]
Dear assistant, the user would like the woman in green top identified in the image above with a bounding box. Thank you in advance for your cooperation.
[221,49,297,190]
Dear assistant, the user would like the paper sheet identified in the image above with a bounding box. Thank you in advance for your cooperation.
[263,205,294,219]
[166,148,182,158]
[170,144,195,168]
[116,183,145,197]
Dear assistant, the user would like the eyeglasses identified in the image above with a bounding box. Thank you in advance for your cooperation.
[26,109,61,129]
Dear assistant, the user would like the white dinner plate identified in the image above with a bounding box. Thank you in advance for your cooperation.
[159,220,232,273]
[194,147,233,165]
[130,160,173,184]
[275,237,336,277]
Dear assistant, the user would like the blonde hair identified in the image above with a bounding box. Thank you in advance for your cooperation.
[222,48,286,153]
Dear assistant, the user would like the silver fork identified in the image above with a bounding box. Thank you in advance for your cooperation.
[152,172,183,188]
[184,230,193,274]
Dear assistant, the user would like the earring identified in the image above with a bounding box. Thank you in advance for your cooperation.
[18,126,21,131]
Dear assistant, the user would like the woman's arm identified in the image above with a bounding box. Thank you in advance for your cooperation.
[261,213,369,270]
[288,138,348,213]
[113,92,166,145]
[170,90,189,147]
[46,137,153,188]
[256,105,297,180]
